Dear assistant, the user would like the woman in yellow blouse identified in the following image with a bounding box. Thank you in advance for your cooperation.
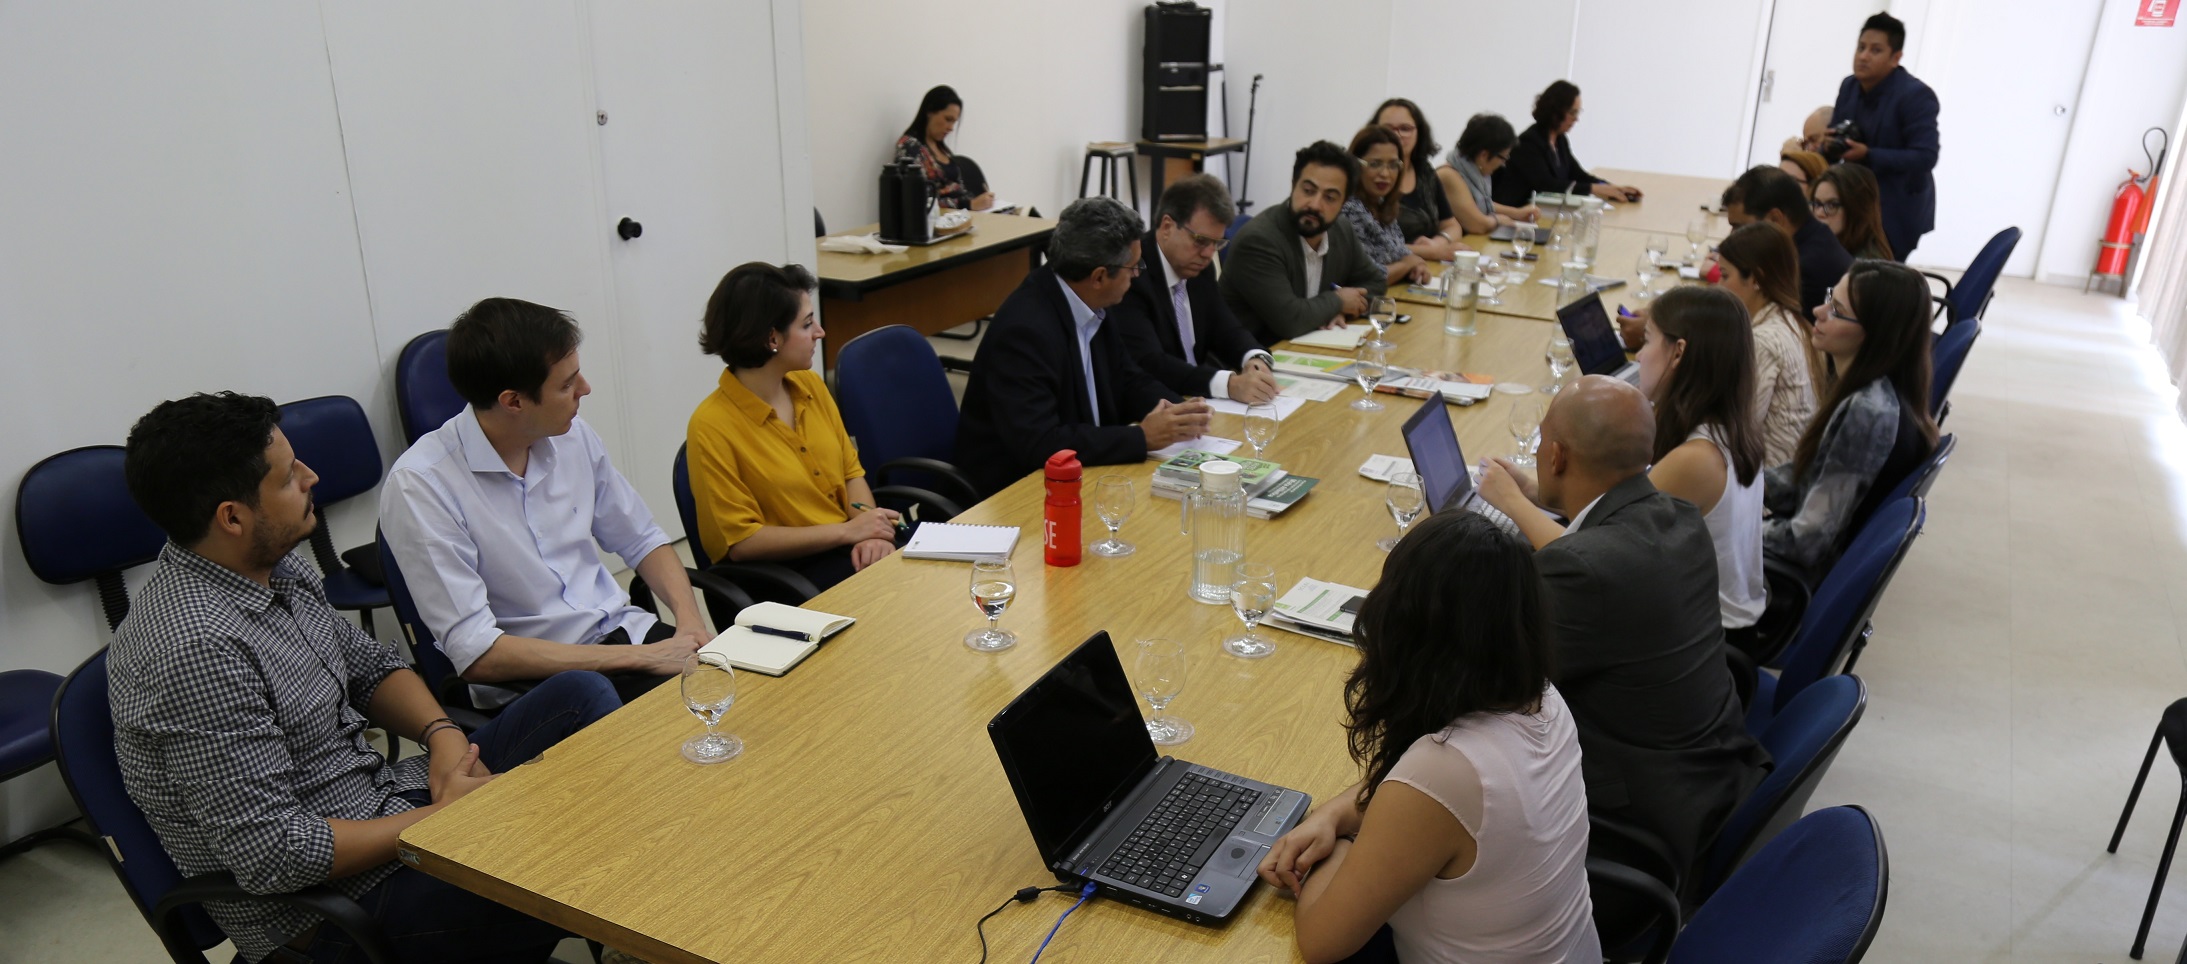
[686,262,901,590]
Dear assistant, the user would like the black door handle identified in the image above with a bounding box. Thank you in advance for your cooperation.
[617,217,643,240]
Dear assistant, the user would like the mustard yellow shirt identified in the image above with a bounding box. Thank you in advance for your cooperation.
[686,368,866,562]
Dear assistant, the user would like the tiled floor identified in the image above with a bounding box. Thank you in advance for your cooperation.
[5,279,2185,962]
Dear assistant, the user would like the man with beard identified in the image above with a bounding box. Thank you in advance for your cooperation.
[110,391,618,963]
[1221,140,1388,343]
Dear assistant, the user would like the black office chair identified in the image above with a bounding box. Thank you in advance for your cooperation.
[277,396,390,634]
[2108,698,2187,959]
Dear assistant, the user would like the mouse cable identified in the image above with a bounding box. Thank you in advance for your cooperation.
[975,883,1078,964]
[1026,882,1098,964]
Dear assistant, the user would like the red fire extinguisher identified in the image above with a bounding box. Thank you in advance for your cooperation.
[2096,128,2169,278]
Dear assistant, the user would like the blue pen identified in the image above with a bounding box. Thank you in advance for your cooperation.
[747,624,812,643]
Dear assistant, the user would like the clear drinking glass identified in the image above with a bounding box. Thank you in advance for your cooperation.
[1351,343,1387,412]
[1366,295,1397,351]
[1379,472,1426,552]
[1225,563,1278,659]
[964,557,1018,651]
[1478,256,1507,307]
[1135,637,1194,746]
[1646,234,1670,267]
[1510,224,1535,263]
[1509,397,1545,466]
[1091,475,1135,557]
[1544,336,1578,393]
[679,653,742,765]
[1546,207,1569,251]
[1634,250,1658,302]
[1243,403,1279,459]
[1685,218,1708,261]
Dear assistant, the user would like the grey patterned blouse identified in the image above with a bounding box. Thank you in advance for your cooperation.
[1340,197,1411,269]
[1762,378,1922,582]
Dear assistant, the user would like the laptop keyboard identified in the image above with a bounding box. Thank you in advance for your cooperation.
[1099,772,1259,897]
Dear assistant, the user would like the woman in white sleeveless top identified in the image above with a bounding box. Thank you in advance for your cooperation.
[1257,513,1598,964]
[1635,286,1769,652]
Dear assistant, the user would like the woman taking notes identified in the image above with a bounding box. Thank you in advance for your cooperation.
[1493,80,1643,207]
[892,85,993,211]
[1367,98,1462,261]
[1259,513,1599,964]
[1764,260,1937,583]
[1716,222,1823,466]
[1340,125,1436,287]
[1632,287,1769,649]
[1438,113,1543,235]
[686,263,902,591]
[1811,164,1896,261]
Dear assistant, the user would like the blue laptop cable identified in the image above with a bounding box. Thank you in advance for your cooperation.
[1026,882,1098,963]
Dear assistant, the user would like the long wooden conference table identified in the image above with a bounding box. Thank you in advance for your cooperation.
[397,172,1729,964]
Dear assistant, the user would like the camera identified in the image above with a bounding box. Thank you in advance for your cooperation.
[1820,119,1865,163]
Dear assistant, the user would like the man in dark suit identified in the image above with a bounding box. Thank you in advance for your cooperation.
[1829,12,1939,260]
[1219,141,1388,343]
[1109,174,1279,404]
[1724,165,1853,315]
[1478,375,1770,873]
[955,197,1213,496]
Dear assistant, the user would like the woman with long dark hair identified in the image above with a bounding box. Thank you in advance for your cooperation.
[1366,98,1462,261]
[1764,260,1937,582]
[1716,222,1823,465]
[1811,164,1895,261]
[1258,514,1598,964]
[1492,80,1642,207]
[1635,287,1769,645]
[891,85,994,211]
[1340,125,1435,286]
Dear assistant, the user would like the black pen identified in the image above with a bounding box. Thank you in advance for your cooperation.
[747,624,812,643]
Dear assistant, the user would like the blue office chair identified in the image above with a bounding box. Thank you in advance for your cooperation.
[832,324,979,513]
[1751,498,1923,735]
[277,396,390,634]
[395,329,465,446]
[1219,212,1252,266]
[1697,675,1868,902]
[52,649,399,964]
[0,670,99,861]
[1924,226,2021,329]
[1878,433,1956,510]
[1670,806,1889,963]
[17,445,167,632]
[375,531,491,731]
[1931,319,1981,423]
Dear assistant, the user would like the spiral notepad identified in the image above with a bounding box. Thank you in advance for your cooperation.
[900,523,1020,561]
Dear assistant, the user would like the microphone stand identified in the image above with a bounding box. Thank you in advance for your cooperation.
[1237,73,1263,214]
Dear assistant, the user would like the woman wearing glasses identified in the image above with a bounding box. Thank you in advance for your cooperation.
[1494,81,1644,208]
[1341,124,1437,287]
[1810,164,1897,261]
[1763,260,1936,584]
[1259,512,1599,964]
[1367,98,1463,261]
[1437,113,1544,236]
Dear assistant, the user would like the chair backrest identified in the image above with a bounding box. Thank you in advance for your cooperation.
[375,530,462,702]
[1670,806,1889,964]
[16,445,167,631]
[1881,433,1955,506]
[833,325,962,473]
[395,329,466,446]
[1699,675,1868,897]
[1774,498,1924,715]
[277,396,383,508]
[1220,212,1252,265]
[1930,319,1981,416]
[52,648,230,954]
[671,443,718,570]
[1947,226,2021,325]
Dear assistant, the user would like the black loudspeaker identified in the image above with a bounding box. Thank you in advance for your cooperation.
[1142,3,1211,142]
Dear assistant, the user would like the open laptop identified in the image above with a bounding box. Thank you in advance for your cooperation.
[988,632,1312,924]
[1557,291,1641,384]
[1400,399,1522,538]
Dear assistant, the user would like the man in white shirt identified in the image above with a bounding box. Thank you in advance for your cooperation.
[1110,174,1281,404]
[381,298,709,706]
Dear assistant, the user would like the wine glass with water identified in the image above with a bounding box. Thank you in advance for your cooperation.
[1380,472,1426,552]
[1478,256,1507,307]
[679,653,743,765]
[1135,637,1194,745]
[1091,475,1135,557]
[1685,218,1708,262]
[1243,403,1279,459]
[1543,335,1578,394]
[1351,343,1387,412]
[1366,295,1397,351]
[1510,223,1535,264]
[965,557,1018,652]
[1225,563,1278,659]
[1509,397,1546,466]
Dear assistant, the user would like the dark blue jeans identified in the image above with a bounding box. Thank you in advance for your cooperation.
[305,670,622,964]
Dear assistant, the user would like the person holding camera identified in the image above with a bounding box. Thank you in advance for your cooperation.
[1827,13,1939,260]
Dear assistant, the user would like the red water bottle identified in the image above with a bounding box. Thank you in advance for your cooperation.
[1044,449,1083,567]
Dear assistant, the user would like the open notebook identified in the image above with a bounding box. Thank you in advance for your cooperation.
[901,522,1020,561]
[698,601,855,676]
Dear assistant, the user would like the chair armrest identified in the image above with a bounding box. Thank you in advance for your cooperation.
[1589,813,1683,893]
[705,561,821,606]
[872,457,981,508]
[158,873,399,964]
[870,484,964,523]
[1919,271,1955,299]
[684,567,757,632]
[1754,556,1813,669]
[1585,859,1680,964]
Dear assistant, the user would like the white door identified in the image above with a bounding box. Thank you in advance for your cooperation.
[1568,0,1771,178]
[582,0,815,538]
[1745,0,1884,170]
[1900,0,2100,272]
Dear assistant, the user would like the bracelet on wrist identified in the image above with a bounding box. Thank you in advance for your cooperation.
[420,720,464,746]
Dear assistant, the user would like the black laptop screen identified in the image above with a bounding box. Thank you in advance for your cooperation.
[1557,292,1628,377]
[988,633,1160,866]
[1402,399,1472,513]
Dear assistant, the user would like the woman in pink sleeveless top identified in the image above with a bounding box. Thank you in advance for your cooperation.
[1259,512,1600,964]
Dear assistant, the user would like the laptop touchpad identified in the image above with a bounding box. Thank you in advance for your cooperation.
[1206,839,1267,879]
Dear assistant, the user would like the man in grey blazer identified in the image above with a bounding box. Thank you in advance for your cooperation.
[1479,376,1770,874]
[1219,141,1387,343]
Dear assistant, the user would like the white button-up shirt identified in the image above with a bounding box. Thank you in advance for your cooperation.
[1300,233,1331,298]
[1155,253,1269,401]
[380,410,669,706]
[1057,276,1105,423]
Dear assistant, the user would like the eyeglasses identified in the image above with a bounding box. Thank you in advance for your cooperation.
[1494,150,1513,162]
[1361,158,1404,173]
[1811,197,1844,216]
[1184,229,1228,252]
[1381,123,1417,135]
[1824,296,1859,323]
[1107,262,1145,279]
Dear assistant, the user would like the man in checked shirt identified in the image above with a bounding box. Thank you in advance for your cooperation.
[110,392,620,964]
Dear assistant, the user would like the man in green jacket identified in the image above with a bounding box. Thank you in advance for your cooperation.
[1220,140,1388,343]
